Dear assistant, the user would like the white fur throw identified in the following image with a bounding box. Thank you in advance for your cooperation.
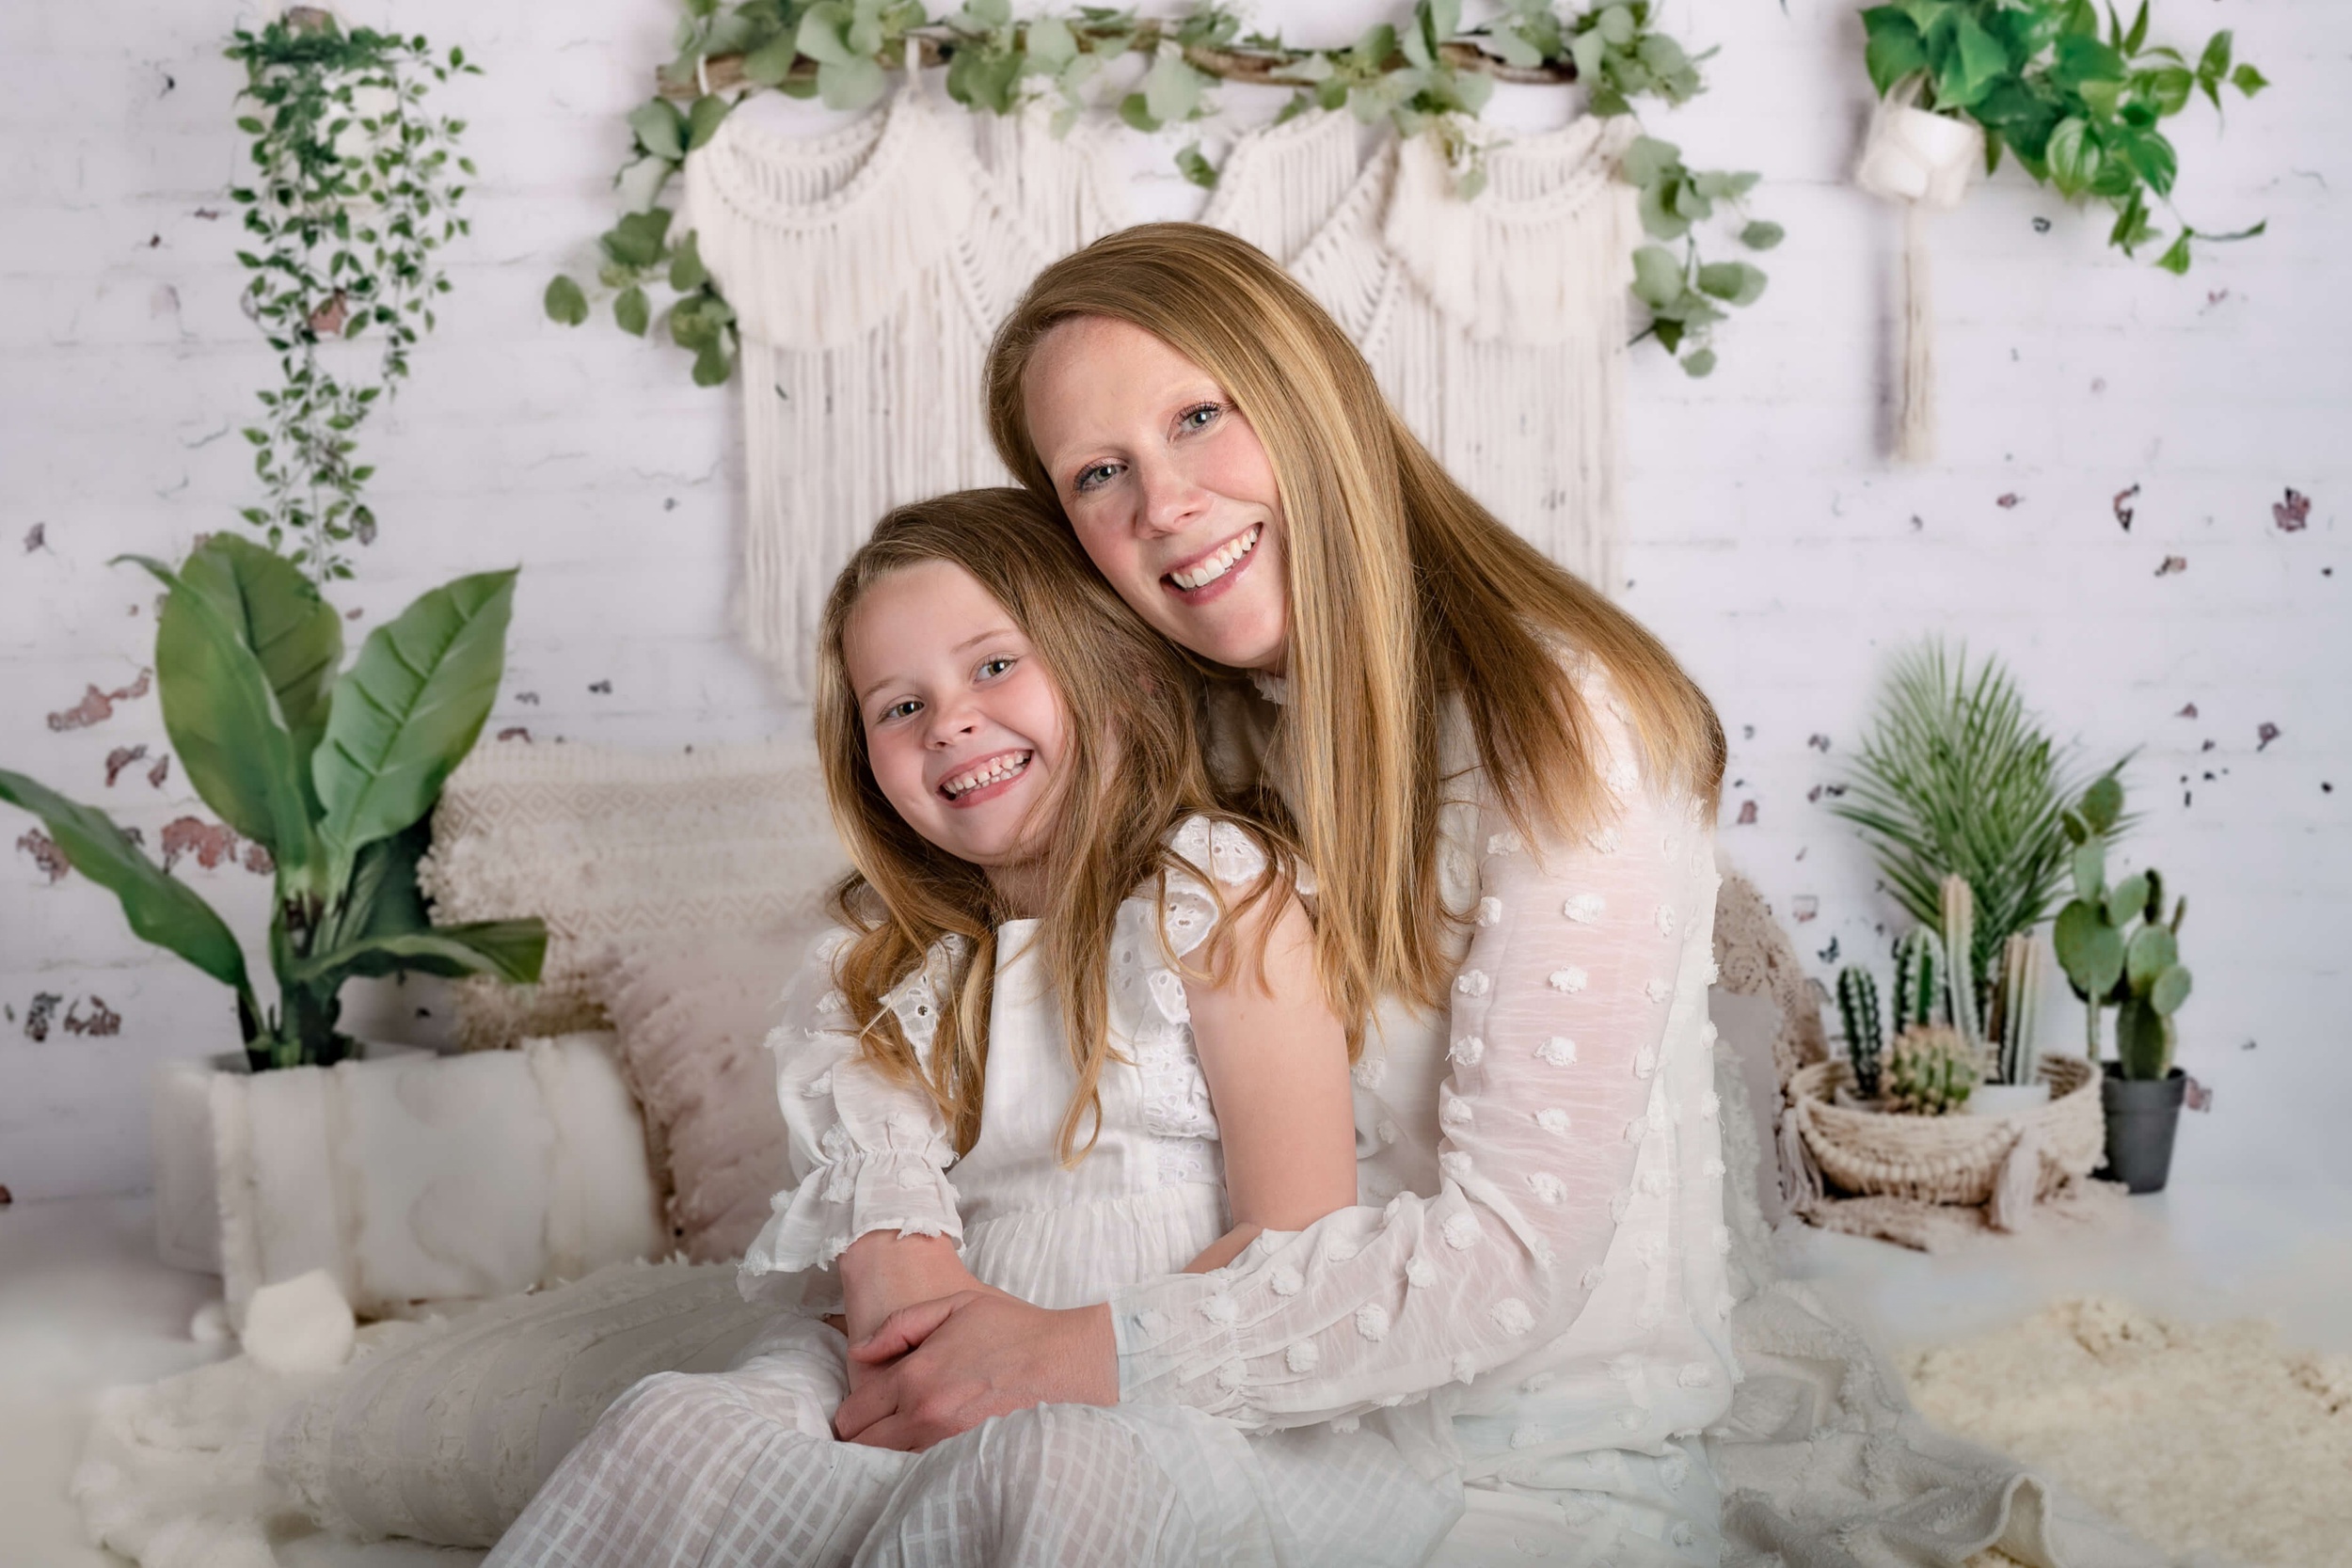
[211,1036,665,1326]
[419,735,850,1050]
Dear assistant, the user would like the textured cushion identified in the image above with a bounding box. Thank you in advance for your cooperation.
[418,736,850,1049]
[602,926,827,1262]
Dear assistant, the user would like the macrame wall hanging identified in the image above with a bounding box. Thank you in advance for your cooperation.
[1853,82,1982,465]
[688,82,1635,696]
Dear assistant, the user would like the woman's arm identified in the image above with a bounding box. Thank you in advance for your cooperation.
[1179,887,1358,1275]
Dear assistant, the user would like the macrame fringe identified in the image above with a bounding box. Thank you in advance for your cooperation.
[971,98,1128,261]
[1780,1105,1823,1217]
[1202,109,1362,267]
[1987,1126,2042,1233]
[1898,202,1936,465]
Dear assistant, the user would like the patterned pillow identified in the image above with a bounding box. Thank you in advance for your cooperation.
[419,736,849,1049]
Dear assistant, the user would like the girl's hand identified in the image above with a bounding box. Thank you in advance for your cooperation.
[836,1229,985,1392]
[834,1294,1118,1450]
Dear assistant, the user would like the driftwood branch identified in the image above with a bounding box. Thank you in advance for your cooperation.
[660,26,1575,100]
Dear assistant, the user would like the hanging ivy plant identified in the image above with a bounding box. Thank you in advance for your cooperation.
[226,10,479,581]
[1861,0,2266,272]
[548,0,1775,383]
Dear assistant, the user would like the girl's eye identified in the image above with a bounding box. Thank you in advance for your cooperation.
[1073,462,1120,495]
[880,699,920,722]
[977,657,1016,681]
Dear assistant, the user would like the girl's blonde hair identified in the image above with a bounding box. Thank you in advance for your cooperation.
[816,487,1288,1163]
[985,223,1724,1025]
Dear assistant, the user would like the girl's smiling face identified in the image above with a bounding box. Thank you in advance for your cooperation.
[843,560,1068,884]
[1023,315,1291,673]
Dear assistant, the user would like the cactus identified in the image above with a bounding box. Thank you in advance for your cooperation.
[1892,927,1946,1031]
[1940,874,1981,1051]
[1836,966,1886,1099]
[1993,933,2044,1086]
[2052,776,2193,1079]
[1885,1023,1980,1115]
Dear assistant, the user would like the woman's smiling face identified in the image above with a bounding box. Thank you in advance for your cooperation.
[842,559,1067,877]
[1022,315,1291,673]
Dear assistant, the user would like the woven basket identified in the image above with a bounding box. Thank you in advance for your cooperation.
[1789,1054,2104,1206]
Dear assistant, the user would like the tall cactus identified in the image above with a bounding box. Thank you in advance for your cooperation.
[1994,933,2043,1086]
[1892,927,1946,1032]
[1940,874,1981,1052]
[1836,966,1885,1099]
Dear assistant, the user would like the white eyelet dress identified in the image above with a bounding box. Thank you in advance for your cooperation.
[695,666,1743,1568]
[484,816,1464,1568]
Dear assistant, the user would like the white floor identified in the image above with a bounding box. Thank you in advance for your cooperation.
[6,1183,2349,1566]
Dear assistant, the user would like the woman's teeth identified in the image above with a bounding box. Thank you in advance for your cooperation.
[1168,525,1260,591]
[941,752,1030,800]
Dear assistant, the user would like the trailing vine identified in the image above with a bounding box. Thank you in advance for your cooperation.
[1862,0,2266,272]
[226,10,478,581]
[546,0,1776,382]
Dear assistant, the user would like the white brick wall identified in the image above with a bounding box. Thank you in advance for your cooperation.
[4,1,2344,1200]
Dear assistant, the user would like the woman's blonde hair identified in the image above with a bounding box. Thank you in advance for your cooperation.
[985,223,1724,1024]
[816,487,1288,1162]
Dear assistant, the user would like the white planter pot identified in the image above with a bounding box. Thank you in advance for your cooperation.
[151,1053,247,1274]
[1964,1081,2053,1118]
[148,1042,428,1275]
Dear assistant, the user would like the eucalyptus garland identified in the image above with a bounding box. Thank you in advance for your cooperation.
[1863,0,2266,271]
[226,11,479,581]
[547,0,1777,382]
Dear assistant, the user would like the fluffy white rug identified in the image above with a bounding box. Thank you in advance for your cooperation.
[1905,1298,2352,1568]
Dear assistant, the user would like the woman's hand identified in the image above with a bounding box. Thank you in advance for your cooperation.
[833,1293,1119,1450]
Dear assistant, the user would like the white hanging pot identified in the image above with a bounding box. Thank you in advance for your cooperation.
[1963,1081,2054,1118]
[1855,82,1984,464]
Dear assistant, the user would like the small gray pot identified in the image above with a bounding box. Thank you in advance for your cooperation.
[2098,1065,2186,1194]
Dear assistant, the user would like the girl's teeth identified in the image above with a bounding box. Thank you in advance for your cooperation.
[1171,526,1258,591]
[946,752,1028,798]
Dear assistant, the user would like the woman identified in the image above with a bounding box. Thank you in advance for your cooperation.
[820,224,1737,1564]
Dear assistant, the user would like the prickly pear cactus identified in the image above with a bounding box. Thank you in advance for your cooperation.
[1836,966,1884,1099]
[2053,774,2193,1077]
[1884,1023,1980,1116]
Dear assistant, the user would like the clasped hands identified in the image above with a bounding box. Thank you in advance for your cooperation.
[826,1228,1119,1451]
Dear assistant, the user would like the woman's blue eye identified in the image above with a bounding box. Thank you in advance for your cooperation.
[1074,463,1119,494]
[1181,403,1221,431]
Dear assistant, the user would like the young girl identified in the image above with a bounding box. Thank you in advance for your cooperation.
[485,488,1461,1568]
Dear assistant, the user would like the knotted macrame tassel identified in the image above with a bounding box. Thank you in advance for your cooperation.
[1780,1101,1823,1217]
[1988,1126,2042,1233]
[1899,203,1936,463]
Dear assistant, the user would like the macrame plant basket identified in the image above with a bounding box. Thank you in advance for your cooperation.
[1854,81,1983,464]
[1784,1054,2104,1231]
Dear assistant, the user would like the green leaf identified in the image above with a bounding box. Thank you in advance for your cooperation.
[686,93,731,150]
[1740,220,1786,251]
[2147,962,2190,1016]
[2195,30,2232,85]
[1119,90,1160,133]
[297,920,548,987]
[1025,16,1077,70]
[2153,230,2192,274]
[627,100,687,162]
[2054,899,2124,998]
[1142,50,1204,126]
[2053,33,2126,87]
[818,55,888,110]
[1863,8,1930,94]
[0,768,256,1031]
[668,230,707,293]
[2230,63,2268,97]
[2107,872,2150,927]
[1696,260,1769,306]
[1175,142,1219,189]
[797,3,856,65]
[1620,135,1681,188]
[742,33,803,87]
[151,565,317,867]
[600,208,673,269]
[2045,118,2099,196]
[313,569,516,864]
[2080,772,2123,833]
[173,533,343,784]
[2120,130,2177,196]
[2123,0,2150,56]
[691,341,733,387]
[1937,13,2009,109]
[614,284,650,337]
[543,275,589,325]
[1680,346,1718,377]
[1630,245,1686,309]
[2124,923,2177,990]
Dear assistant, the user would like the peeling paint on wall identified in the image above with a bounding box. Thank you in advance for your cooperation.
[63,996,121,1037]
[24,993,61,1042]
[159,816,242,871]
[15,830,70,883]
[104,744,150,785]
[46,669,152,732]
[2274,489,2311,531]
[147,755,171,788]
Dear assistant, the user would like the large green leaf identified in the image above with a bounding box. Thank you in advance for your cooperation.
[314,569,516,863]
[139,561,318,871]
[343,818,434,944]
[175,534,343,782]
[295,920,548,986]
[0,768,258,1037]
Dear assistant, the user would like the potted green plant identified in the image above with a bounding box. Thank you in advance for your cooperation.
[0,534,546,1263]
[2051,775,2194,1192]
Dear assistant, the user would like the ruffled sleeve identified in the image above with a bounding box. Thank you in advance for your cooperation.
[738,930,966,1308]
[1103,673,1729,1431]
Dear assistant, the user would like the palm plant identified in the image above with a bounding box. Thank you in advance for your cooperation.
[0,534,545,1069]
[1831,641,2122,1004]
